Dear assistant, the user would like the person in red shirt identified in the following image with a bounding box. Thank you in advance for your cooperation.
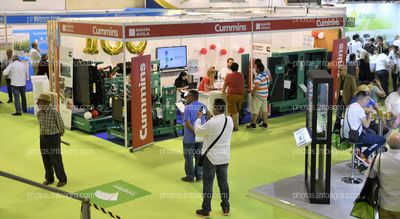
[222,62,244,131]
[198,67,216,92]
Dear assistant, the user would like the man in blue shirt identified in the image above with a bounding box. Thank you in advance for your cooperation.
[182,90,207,182]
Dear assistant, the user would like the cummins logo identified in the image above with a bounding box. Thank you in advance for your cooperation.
[215,23,247,32]
[316,19,340,27]
[92,26,119,37]
[139,63,147,140]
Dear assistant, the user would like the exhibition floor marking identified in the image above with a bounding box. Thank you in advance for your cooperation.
[77,180,151,208]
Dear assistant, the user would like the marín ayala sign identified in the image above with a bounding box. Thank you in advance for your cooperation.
[59,17,344,39]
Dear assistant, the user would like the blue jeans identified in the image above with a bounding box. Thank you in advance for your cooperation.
[202,157,230,212]
[12,86,27,113]
[358,132,386,157]
[183,142,202,179]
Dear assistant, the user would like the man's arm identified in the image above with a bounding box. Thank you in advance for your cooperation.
[2,63,11,76]
[361,113,372,128]
[222,80,227,93]
[194,111,213,136]
[185,120,194,132]
[55,111,65,136]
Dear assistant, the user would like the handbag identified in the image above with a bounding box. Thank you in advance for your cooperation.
[345,105,362,142]
[197,117,227,167]
[350,153,381,219]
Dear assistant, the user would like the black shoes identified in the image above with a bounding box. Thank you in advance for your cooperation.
[260,123,268,129]
[196,177,202,182]
[57,181,67,187]
[223,208,230,216]
[196,209,210,218]
[181,176,194,183]
[12,113,22,116]
[246,123,256,129]
[233,127,239,132]
[42,180,54,185]
[7,99,12,103]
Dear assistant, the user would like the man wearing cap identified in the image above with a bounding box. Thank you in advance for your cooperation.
[37,93,67,187]
[2,55,29,116]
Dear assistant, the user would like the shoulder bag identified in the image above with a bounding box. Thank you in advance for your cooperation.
[350,153,381,219]
[197,117,227,167]
[345,104,362,143]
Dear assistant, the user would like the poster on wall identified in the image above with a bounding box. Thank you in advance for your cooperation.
[345,3,400,42]
[303,34,315,48]
[0,26,13,55]
[131,55,154,149]
[59,47,74,130]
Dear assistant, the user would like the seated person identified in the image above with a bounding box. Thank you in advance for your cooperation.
[198,67,216,92]
[351,84,389,136]
[365,76,385,103]
[174,71,189,96]
[342,91,386,166]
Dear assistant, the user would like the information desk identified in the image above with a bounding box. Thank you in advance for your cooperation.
[198,90,228,114]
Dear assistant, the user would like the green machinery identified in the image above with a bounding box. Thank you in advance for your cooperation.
[107,60,184,147]
[267,48,327,113]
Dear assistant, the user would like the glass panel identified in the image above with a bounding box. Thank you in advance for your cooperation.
[316,83,329,140]
[306,80,313,132]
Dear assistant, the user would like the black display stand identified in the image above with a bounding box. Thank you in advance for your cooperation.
[305,70,333,204]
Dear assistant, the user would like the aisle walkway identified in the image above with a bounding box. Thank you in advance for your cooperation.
[0,92,349,219]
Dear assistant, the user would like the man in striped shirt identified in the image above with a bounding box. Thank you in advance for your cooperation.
[247,63,270,129]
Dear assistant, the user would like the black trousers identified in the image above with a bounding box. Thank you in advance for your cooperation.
[40,134,67,182]
[6,78,13,100]
[376,70,389,95]
[392,72,398,92]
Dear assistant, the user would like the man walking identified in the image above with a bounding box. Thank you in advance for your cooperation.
[194,99,234,218]
[222,62,244,131]
[2,55,28,115]
[182,90,206,183]
[37,93,67,187]
[247,63,270,129]
[30,42,41,75]
[1,49,14,103]
[376,48,390,95]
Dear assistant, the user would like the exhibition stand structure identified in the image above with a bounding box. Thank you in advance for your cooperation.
[50,6,345,156]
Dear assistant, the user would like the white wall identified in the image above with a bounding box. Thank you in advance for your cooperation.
[66,0,144,10]
[61,30,309,87]
[0,0,65,11]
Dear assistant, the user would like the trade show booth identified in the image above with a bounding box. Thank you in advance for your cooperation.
[49,6,346,154]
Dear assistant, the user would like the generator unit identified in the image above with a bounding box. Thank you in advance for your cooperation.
[267,48,327,113]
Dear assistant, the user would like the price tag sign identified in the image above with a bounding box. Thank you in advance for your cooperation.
[293,128,312,147]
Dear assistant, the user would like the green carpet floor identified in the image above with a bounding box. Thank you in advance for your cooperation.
[0,92,349,219]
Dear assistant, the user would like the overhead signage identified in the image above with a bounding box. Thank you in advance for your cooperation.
[60,16,345,39]
[126,21,252,39]
[4,11,166,25]
[253,17,344,32]
[60,22,123,39]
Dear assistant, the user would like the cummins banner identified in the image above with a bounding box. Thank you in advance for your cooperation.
[131,55,154,149]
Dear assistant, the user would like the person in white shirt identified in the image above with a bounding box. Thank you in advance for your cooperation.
[393,35,400,48]
[342,91,386,166]
[29,42,41,75]
[376,48,390,95]
[369,133,400,218]
[385,84,400,116]
[219,58,234,80]
[194,98,233,218]
[2,55,29,116]
[389,46,399,91]
[348,34,363,56]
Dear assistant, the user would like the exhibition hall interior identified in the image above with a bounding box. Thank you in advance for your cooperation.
[1,0,400,219]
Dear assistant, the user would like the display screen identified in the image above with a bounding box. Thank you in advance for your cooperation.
[156,46,187,70]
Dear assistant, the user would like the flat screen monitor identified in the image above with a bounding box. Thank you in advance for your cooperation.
[156,46,187,70]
